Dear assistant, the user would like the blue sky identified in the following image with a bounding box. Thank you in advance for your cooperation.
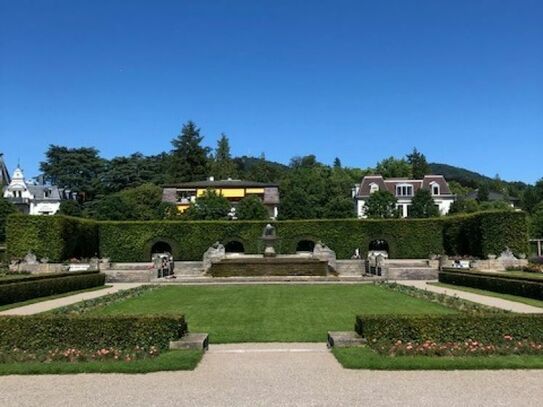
[1,0,542,183]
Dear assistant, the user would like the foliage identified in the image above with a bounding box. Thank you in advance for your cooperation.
[477,183,490,201]
[182,190,231,220]
[89,183,173,221]
[447,180,470,197]
[439,269,543,300]
[40,145,106,201]
[0,197,16,242]
[409,188,440,218]
[58,200,82,217]
[102,153,170,193]
[0,314,187,351]
[168,121,210,182]
[448,198,480,214]
[0,271,105,306]
[277,187,314,219]
[374,156,412,178]
[479,200,514,211]
[532,202,543,238]
[364,190,398,218]
[211,133,238,180]
[236,195,269,220]
[406,148,430,179]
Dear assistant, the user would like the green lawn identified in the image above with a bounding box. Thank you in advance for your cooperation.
[430,282,543,309]
[333,347,543,370]
[90,284,456,343]
[0,285,112,312]
[0,350,202,375]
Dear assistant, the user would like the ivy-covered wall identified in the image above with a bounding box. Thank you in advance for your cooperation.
[6,214,99,262]
[6,211,528,262]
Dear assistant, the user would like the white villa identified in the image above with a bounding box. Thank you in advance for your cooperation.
[2,166,77,215]
[353,175,456,218]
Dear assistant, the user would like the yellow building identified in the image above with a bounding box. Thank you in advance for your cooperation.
[162,178,280,218]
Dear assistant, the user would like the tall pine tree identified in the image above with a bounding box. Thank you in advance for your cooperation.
[211,133,238,180]
[168,121,210,182]
[406,148,430,179]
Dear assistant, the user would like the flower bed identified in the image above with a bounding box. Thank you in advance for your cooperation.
[0,346,160,364]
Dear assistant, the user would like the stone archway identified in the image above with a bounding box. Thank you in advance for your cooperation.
[368,239,389,252]
[151,241,172,255]
[296,239,316,252]
[224,240,245,253]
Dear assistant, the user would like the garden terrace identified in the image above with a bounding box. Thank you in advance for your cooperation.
[6,210,529,262]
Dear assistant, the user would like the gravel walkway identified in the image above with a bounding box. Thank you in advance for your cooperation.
[396,280,542,313]
[0,283,142,315]
[1,343,542,406]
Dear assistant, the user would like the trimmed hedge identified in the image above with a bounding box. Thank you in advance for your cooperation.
[0,271,106,306]
[6,214,98,262]
[6,211,529,262]
[0,314,187,351]
[355,313,543,344]
[439,269,543,300]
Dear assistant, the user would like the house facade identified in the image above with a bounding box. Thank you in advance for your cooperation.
[162,177,280,219]
[354,175,455,218]
[2,167,77,215]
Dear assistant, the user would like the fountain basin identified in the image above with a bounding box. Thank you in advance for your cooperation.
[208,256,329,277]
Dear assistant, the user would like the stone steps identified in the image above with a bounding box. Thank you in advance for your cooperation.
[152,275,383,284]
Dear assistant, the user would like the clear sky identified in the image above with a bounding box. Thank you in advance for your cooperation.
[1,0,542,183]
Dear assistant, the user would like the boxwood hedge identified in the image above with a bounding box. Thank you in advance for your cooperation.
[439,269,543,300]
[355,313,543,345]
[5,210,529,262]
[0,271,106,306]
[0,314,187,351]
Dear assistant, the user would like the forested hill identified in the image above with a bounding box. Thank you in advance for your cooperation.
[429,163,494,188]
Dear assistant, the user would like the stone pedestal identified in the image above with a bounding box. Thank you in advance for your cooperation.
[170,333,209,351]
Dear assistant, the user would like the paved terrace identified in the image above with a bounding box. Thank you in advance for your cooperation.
[1,343,542,407]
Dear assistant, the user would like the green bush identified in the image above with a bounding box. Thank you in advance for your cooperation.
[355,314,543,345]
[6,214,98,261]
[439,269,543,300]
[0,271,106,306]
[0,314,187,351]
[6,211,529,262]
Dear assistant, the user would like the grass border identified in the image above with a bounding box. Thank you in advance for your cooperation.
[333,347,543,370]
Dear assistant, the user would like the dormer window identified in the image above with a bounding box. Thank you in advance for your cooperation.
[396,184,413,197]
[431,183,440,196]
[369,183,379,194]
[44,189,51,198]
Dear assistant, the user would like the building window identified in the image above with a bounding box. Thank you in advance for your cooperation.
[396,184,413,197]
[369,183,379,194]
[176,190,195,204]
[431,183,440,196]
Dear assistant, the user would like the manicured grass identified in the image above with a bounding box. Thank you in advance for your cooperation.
[501,270,543,280]
[90,284,456,343]
[333,347,543,370]
[0,285,112,312]
[0,350,202,375]
[430,282,543,308]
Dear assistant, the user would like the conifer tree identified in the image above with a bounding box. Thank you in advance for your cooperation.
[169,121,210,182]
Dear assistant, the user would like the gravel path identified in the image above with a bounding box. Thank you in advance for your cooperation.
[396,280,543,313]
[0,283,142,315]
[1,343,542,406]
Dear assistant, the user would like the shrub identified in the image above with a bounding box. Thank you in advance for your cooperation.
[0,271,106,306]
[438,269,543,300]
[355,314,543,350]
[0,314,187,351]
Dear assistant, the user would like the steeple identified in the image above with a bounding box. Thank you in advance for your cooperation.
[0,153,11,187]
